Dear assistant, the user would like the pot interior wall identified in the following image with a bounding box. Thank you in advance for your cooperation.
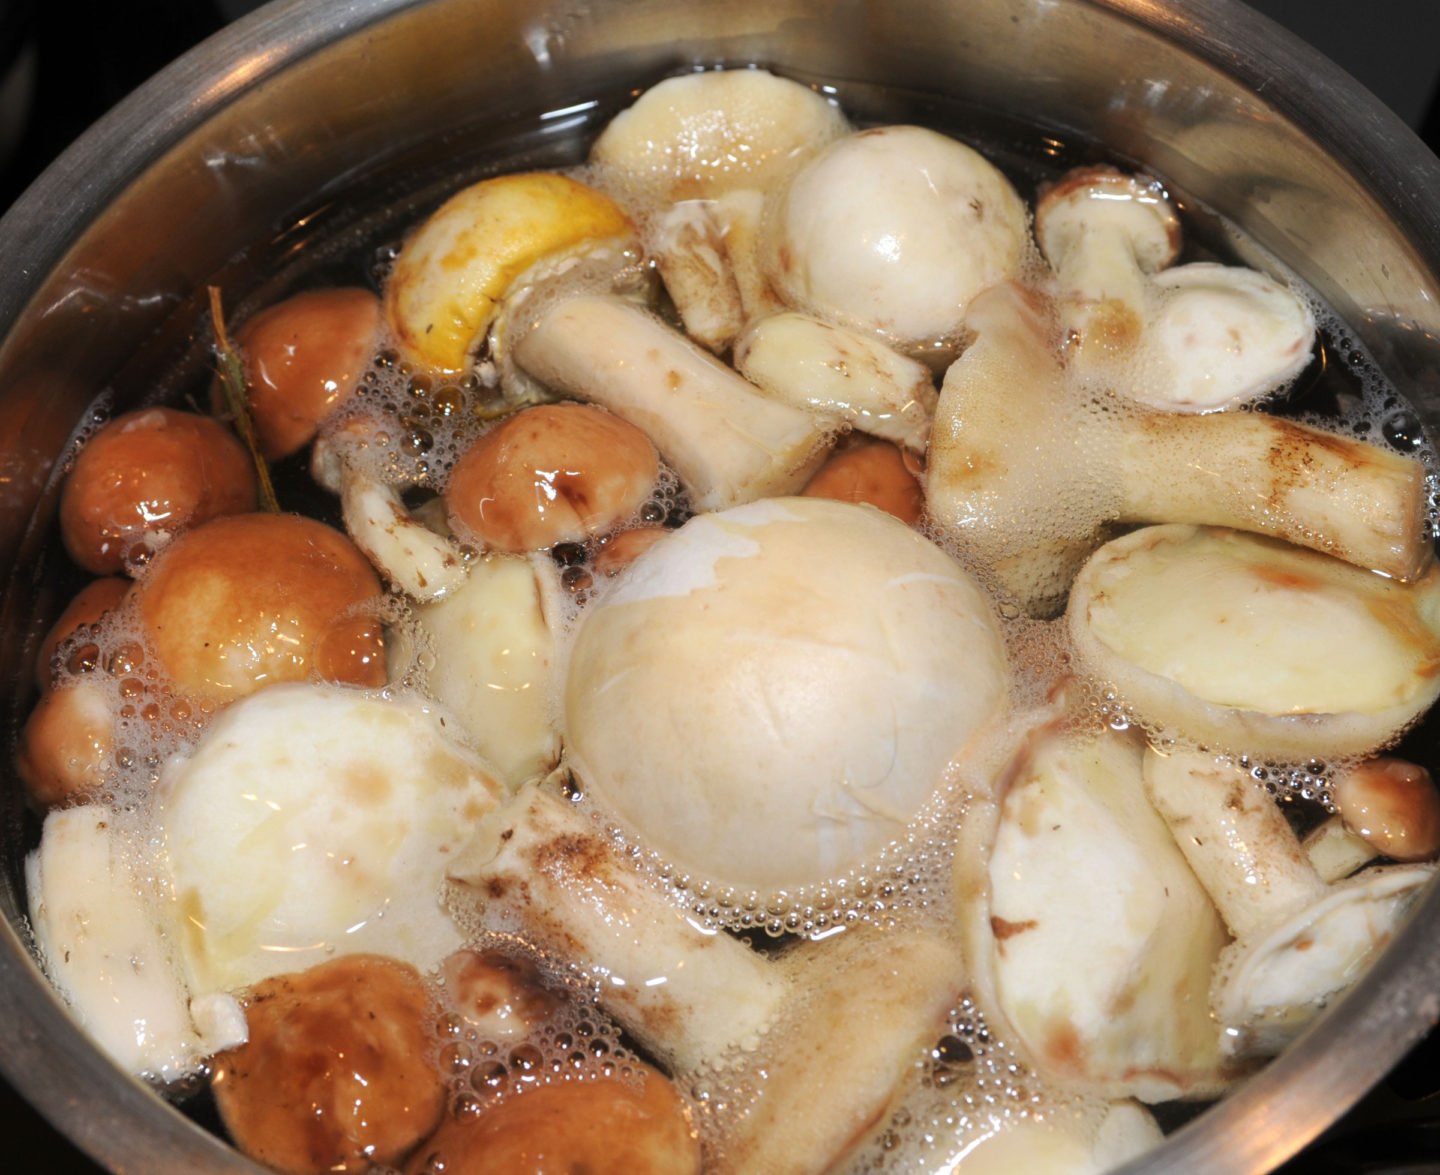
[1,0,1439,1170]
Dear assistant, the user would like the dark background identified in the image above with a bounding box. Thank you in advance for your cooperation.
[1,0,1439,1170]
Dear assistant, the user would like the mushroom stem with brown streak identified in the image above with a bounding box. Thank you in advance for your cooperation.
[926,282,1432,618]
[1143,746,1435,1059]
[511,294,830,510]
[448,785,967,1175]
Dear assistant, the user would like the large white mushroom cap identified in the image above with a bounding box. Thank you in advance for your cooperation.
[563,496,1010,892]
[762,126,1029,356]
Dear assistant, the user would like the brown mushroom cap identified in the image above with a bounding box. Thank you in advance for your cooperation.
[15,681,114,810]
[403,1064,700,1175]
[1331,757,1440,863]
[136,513,385,701]
[212,954,445,1175]
[34,576,130,692]
[445,402,660,553]
[59,408,258,575]
[802,438,924,524]
[235,287,380,460]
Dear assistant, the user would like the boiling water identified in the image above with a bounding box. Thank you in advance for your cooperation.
[16,69,1440,1172]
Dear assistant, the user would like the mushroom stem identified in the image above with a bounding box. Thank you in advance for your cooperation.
[649,200,746,352]
[512,294,829,511]
[1143,748,1326,940]
[1302,817,1379,884]
[448,786,787,1073]
[1116,409,1432,582]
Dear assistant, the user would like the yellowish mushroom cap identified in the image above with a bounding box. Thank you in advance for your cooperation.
[385,172,633,372]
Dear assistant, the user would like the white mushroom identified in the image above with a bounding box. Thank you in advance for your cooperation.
[416,552,562,789]
[512,294,830,510]
[1302,817,1380,883]
[761,125,1030,361]
[589,68,851,351]
[954,719,1233,1102]
[448,785,788,1073]
[733,310,938,451]
[1131,262,1316,412]
[927,283,1433,618]
[158,683,503,992]
[563,497,1010,895]
[311,415,470,601]
[1144,747,1435,1059]
[1035,165,1181,379]
[1066,525,1440,761]
[26,805,246,1080]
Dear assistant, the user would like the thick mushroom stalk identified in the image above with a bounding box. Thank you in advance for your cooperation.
[732,310,938,451]
[448,786,967,1175]
[27,805,247,1080]
[512,294,829,510]
[563,497,1010,895]
[954,720,1233,1102]
[761,125,1030,361]
[448,786,787,1073]
[1066,525,1440,762]
[1144,747,1435,1059]
[1035,165,1181,378]
[416,552,562,789]
[926,283,1433,617]
[590,69,850,352]
[385,172,635,373]
[312,416,469,601]
[158,683,503,992]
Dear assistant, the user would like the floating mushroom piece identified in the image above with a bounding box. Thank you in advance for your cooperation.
[927,283,1432,617]
[449,785,966,1175]
[386,172,635,373]
[733,310,938,451]
[27,804,247,1080]
[762,125,1030,361]
[955,719,1234,1102]
[563,497,1010,894]
[1067,525,1440,761]
[1035,165,1181,378]
[449,785,789,1073]
[1302,817,1380,884]
[1330,756,1440,863]
[1144,748,1436,1059]
[416,551,562,789]
[159,683,503,992]
[512,294,829,511]
[590,68,850,352]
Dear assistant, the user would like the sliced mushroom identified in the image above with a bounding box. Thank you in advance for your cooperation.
[26,804,246,1080]
[1133,262,1316,412]
[926,283,1432,618]
[732,310,938,451]
[386,172,635,373]
[512,294,829,511]
[955,719,1233,1101]
[762,125,1030,361]
[590,68,850,352]
[1066,525,1440,761]
[1302,817,1380,883]
[1144,747,1435,1059]
[448,785,788,1073]
[563,497,1010,894]
[158,683,503,992]
[1035,165,1181,378]
[713,187,787,322]
[416,552,561,789]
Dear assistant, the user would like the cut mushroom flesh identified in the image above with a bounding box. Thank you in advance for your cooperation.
[1067,524,1440,761]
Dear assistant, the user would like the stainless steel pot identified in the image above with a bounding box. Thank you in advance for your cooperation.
[2,1,1438,1171]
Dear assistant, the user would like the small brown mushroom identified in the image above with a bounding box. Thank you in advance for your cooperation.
[403,1064,700,1175]
[234,287,380,459]
[135,513,386,701]
[212,954,446,1175]
[34,576,129,691]
[15,680,115,809]
[59,407,257,575]
[801,438,925,525]
[1331,757,1440,863]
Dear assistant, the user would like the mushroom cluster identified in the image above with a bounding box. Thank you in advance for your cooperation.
[16,67,1440,1175]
